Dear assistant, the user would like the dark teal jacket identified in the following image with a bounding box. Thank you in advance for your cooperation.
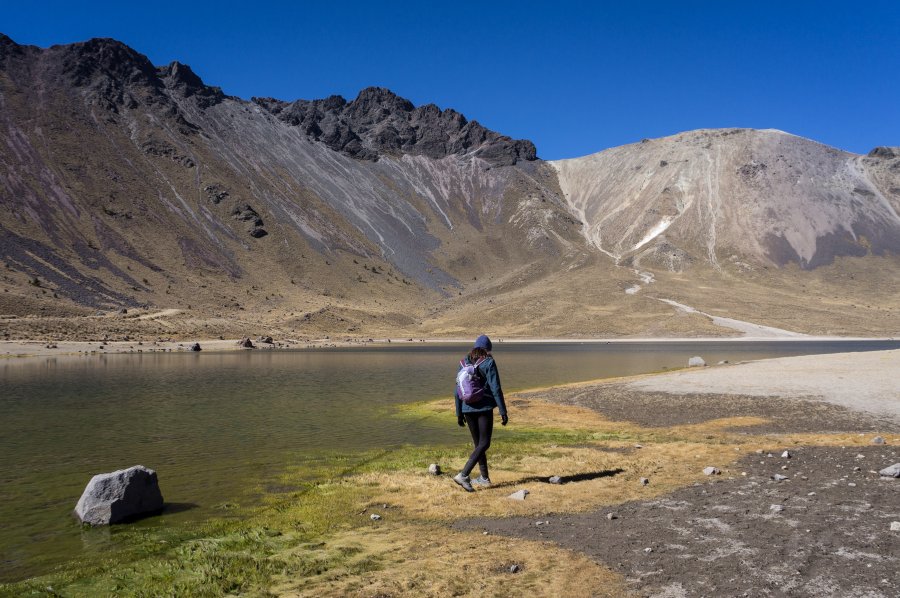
[454,355,507,418]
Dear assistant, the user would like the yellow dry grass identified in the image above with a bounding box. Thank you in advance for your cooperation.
[275,525,630,597]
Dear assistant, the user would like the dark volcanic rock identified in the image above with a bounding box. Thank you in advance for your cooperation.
[232,204,263,227]
[254,87,537,166]
[158,61,225,109]
[37,37,173,115]
[867,146,898,159]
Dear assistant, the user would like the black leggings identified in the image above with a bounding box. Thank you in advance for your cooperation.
[462,411,494,478]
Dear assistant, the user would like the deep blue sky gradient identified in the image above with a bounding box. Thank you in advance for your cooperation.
[3,1,898,160]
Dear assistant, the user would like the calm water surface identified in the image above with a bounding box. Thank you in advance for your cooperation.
[1,340,898,581]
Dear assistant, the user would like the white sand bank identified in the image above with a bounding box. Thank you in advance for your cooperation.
[628,349,900,421]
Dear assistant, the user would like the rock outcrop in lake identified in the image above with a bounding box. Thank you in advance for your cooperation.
[74,465,164,525]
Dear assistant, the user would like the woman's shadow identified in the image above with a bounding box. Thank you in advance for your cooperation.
[490,468,625,488]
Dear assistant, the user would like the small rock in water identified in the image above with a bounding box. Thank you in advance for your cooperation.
[688,356,706,367]
[640,477,650,486]
[772,474,789,482]
[770,504,785,513]
[370,514,382,521]
[703,467,720,476]
[890,522,900,532]
[508,489,530,501]
[781,451,791,459]
[878,463,900,478]
[427,463,441,476]
[872,436,885,445]
[548,475,562,484]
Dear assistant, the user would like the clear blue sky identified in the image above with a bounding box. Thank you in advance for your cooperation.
[3,1,898,160]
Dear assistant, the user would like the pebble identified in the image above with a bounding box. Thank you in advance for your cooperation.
[872,436,885,445]
[508,489,530,501]
[767,453,774,458]
[640,477,650,486]
[848,482,857,487]
[607,512,618,520]
[703,467,720,476]
[856,454,866,459]
[891,522,900,532]
[535,520,550,526]
[509,564,521,573]
[807,492,816,496]
[781,465,789,470]
[644,547,653,554]
[370,514,381,521]
[427,463,441,476]
[853,466,861,472]
[634,444,643,449]
[772,474,789,481]
[755,449,764,454]
[879,463,900,478]
[770,504,785,513]
[782,451,791,459]
[548,475,562,484]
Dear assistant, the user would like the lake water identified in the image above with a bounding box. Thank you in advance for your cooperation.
[1,340,898,581]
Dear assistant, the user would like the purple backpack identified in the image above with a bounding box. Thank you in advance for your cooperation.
[456,357,487,404]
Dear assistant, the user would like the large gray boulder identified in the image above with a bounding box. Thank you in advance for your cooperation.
[74,465,164,525]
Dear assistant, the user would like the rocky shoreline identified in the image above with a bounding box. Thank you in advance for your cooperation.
[454,350,900,597]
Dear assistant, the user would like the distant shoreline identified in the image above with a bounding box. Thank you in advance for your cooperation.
[1,335,898,359]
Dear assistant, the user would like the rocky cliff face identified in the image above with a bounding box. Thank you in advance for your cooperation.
[254,87,536,165]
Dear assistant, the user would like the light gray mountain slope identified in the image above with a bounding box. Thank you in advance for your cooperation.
[552,129,900,271]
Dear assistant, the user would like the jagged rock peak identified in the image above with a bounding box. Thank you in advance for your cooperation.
[253,86,537,166]
[157,61,225,108]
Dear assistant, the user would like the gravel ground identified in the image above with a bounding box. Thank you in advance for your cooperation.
[457,350,900,597]
[458,446,900,597]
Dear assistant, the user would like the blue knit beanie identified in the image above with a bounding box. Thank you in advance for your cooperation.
[474,334,492,351]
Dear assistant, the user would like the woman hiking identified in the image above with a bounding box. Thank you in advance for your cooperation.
[453,334,508,492]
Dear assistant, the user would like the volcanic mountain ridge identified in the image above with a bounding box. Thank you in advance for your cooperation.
[0,34,898,340]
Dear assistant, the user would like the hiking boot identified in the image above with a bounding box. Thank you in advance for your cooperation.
[453,473,474,492]
[472,475,492,487]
